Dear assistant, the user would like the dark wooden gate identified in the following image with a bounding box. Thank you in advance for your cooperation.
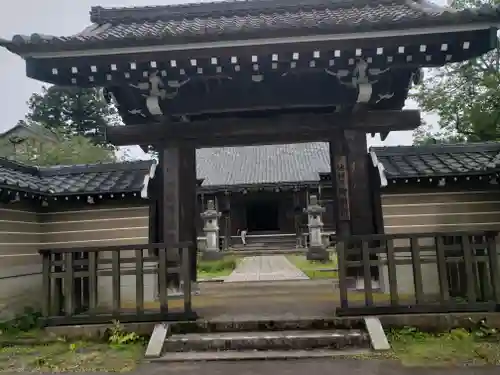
[39,243,196,326]
[336,231,500,316]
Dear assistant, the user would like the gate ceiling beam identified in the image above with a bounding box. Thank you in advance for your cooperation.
[106,110,420,147]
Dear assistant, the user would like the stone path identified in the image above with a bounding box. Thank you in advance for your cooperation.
[139,360,500,375]
[225,255,308,282]
[12,360,500,375]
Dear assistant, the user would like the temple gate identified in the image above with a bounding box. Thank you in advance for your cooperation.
[3,0,500,324]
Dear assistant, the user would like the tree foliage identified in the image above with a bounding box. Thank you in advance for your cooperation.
[412,0,500,144]
[0,128,116,166]
[23,86,120,145]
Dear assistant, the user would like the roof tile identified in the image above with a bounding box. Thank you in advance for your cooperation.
[2,1,500,51]
[1,142,499,197]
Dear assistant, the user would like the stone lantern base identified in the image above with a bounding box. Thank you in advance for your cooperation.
[306,246,329,261]
[201,249,224,261]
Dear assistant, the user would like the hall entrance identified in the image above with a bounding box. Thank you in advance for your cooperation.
[245,200,280,232]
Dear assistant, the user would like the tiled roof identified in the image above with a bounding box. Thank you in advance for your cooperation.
[196,143,330,187]
[0,158,151,196]
[371,142,500,179]
[2,0,500,52]
[1,142,500,197]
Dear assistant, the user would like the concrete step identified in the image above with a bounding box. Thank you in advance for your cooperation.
[153,348,371,362]
[163,329,369,353]
[170,316,363,334]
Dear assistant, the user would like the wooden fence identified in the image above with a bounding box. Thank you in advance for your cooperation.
[39,243,196,326]
[336,231,500,316]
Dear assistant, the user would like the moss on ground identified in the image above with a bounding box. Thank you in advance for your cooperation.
[197,256,238,279]
[287,253,338,279]
[0,341,144,372]
[349,325,500,367]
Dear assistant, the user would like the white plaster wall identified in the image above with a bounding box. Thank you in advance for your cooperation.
[0,272,43,319]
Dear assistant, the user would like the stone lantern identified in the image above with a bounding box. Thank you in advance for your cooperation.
[200,200,222,260]
[304,195,328,261]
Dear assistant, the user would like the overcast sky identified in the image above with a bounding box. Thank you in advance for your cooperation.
[0,0,439,158]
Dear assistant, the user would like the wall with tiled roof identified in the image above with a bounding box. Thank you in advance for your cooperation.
[2,142,500,199]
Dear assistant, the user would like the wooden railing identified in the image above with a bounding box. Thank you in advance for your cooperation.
[335,231,500,316]
[39,243,196,326]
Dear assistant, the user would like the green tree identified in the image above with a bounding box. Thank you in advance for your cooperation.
[413,122,467,145]
[412,0,500,144]
[24,86,120,145]
[0,128,116,166]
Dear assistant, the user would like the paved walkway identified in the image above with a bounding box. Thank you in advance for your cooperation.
[140,360,500,375]
[225,255,308,282]
[8,360,500,375]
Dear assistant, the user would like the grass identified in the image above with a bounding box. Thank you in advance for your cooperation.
[287,252,338,279]
[0,315,146,372]
[1,323,499,370]
[350,326,500,367]
[197,256,238,279]
[0,341,144,372]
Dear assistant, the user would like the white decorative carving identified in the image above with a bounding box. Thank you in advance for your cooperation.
[251,75,264,82]
[129,71,169,115]
[357,84,372,103]
[325,58,390,103]
[128,108,146,117]
[146,96,162,116]
[376,92,395,103]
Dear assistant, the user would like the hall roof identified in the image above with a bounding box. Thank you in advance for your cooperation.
[1,142,499,200]
[1,0,500,55]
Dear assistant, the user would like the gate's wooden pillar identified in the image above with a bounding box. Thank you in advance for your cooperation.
[345,130,376,236]
[160,145,198,284]
[329,130,376,237]
[329,131,351,238]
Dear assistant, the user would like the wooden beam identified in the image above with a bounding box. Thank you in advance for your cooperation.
[106,110,420,147]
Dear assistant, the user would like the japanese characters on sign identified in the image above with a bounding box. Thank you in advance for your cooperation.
[335,156,351,221]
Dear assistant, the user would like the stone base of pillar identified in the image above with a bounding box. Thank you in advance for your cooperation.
[306,246,329,261]
[201,250,223,261]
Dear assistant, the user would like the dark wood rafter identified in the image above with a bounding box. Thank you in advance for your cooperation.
[106,110,420,147]
[27,28,493,86]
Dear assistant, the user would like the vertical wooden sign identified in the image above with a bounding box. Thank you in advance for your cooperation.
[335,155,351,221]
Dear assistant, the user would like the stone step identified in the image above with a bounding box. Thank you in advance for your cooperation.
[153,348,372,362]
[163,329,369,353]
[170,316,364,334]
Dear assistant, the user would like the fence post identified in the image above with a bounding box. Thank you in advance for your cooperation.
[386,239,399,306]
[361,241,373,306]
[41,250,51,319]
[410,237,424,304]
[461,235,477,303]
[337,240,348,309]
[64,252,75,316]
[435,235,450,303]
[135,249,144,315]
[111,250,121,315]
[158,247,168,313]
[182,246,192,314]
[486,233,500,304]
[88,251,98,312]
